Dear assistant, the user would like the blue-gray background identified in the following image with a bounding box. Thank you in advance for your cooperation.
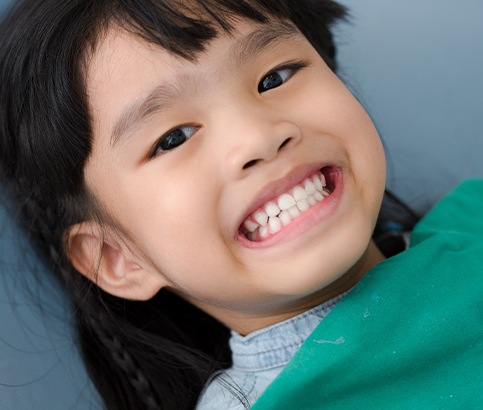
[1,0,482,408]
[337,0,483,213]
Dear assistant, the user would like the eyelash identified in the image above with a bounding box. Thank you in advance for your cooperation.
[258,61,307,93]
[149,60,308,158]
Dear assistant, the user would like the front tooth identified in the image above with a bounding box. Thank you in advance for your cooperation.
[253,210,268,226]
[293,186,308,201]
[313,174,323,191]
[244,219,259,233]
[277,193,296,210]
[265,201,280,217]
[297,199,310,212]
[304,179,316,195]
[314,191,324,201]
[279,211,292,226]
[288,206,301,218]
[307,195,317,206]
[259,225,270,239]
[269,217,282,233]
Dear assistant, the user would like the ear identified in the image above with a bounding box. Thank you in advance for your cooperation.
[66,221,167,300]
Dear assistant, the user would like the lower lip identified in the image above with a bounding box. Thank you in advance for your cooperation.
[236,169,343,249]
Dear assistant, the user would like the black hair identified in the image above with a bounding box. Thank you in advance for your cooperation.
[0,1,351,408]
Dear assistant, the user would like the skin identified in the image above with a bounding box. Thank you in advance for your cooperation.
[71,18,386,335]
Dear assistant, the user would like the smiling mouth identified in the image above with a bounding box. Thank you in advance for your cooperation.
[239,167,338,242]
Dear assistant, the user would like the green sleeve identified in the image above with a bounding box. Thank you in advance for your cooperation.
[251,180,483,409]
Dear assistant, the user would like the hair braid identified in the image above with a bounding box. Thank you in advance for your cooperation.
[42,242,159,409]
[86,313,160,410]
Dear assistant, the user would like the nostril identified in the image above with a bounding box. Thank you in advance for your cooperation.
[278,137,292,151]
[243,159,260,170]
[242,137,293,170]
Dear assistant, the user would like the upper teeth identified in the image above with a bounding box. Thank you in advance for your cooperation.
[242,171,330,240]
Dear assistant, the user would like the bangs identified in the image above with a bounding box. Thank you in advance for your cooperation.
[105,0,290,59]
[91,0,346,66]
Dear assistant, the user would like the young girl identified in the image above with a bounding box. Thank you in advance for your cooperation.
[0,1,480,409]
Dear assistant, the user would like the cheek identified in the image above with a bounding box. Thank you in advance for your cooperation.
[290,71,374,141]
[320,81,386,189]
[305,81,386,222]
[121,168,228,275]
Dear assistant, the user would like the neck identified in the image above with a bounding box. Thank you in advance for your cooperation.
[194,240,385,336]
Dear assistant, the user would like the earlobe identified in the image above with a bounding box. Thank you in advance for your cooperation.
[66,222,166,300]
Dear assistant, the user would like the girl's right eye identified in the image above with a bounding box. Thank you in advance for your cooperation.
[151,125,198,156]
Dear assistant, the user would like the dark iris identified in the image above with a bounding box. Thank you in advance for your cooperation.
[160,129,186,151]
[258,72,283,92]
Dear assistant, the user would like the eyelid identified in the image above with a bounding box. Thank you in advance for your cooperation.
[262,60,309,81]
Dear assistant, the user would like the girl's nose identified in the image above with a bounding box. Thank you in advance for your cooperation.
[220,110,302,179]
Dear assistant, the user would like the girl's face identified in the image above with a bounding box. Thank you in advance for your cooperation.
[83,18,386,334]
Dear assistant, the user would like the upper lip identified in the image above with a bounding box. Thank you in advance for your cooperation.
[235,162,333,235]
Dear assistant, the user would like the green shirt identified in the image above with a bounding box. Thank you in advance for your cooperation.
[252,180,483,409]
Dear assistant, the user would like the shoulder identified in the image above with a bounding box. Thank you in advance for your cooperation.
[195,372,251,410]
[196,368,280,410]
[411,179,483,245]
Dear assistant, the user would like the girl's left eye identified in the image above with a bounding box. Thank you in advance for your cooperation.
[151,125,198,156]
[258,63,306,93]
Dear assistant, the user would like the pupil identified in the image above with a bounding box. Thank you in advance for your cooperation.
[162,129,186,150]
[261,73,282,91]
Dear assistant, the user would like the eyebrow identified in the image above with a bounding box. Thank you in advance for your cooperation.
[110,21,300,149]
[110,83,179,148]
[229,21,299,71]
